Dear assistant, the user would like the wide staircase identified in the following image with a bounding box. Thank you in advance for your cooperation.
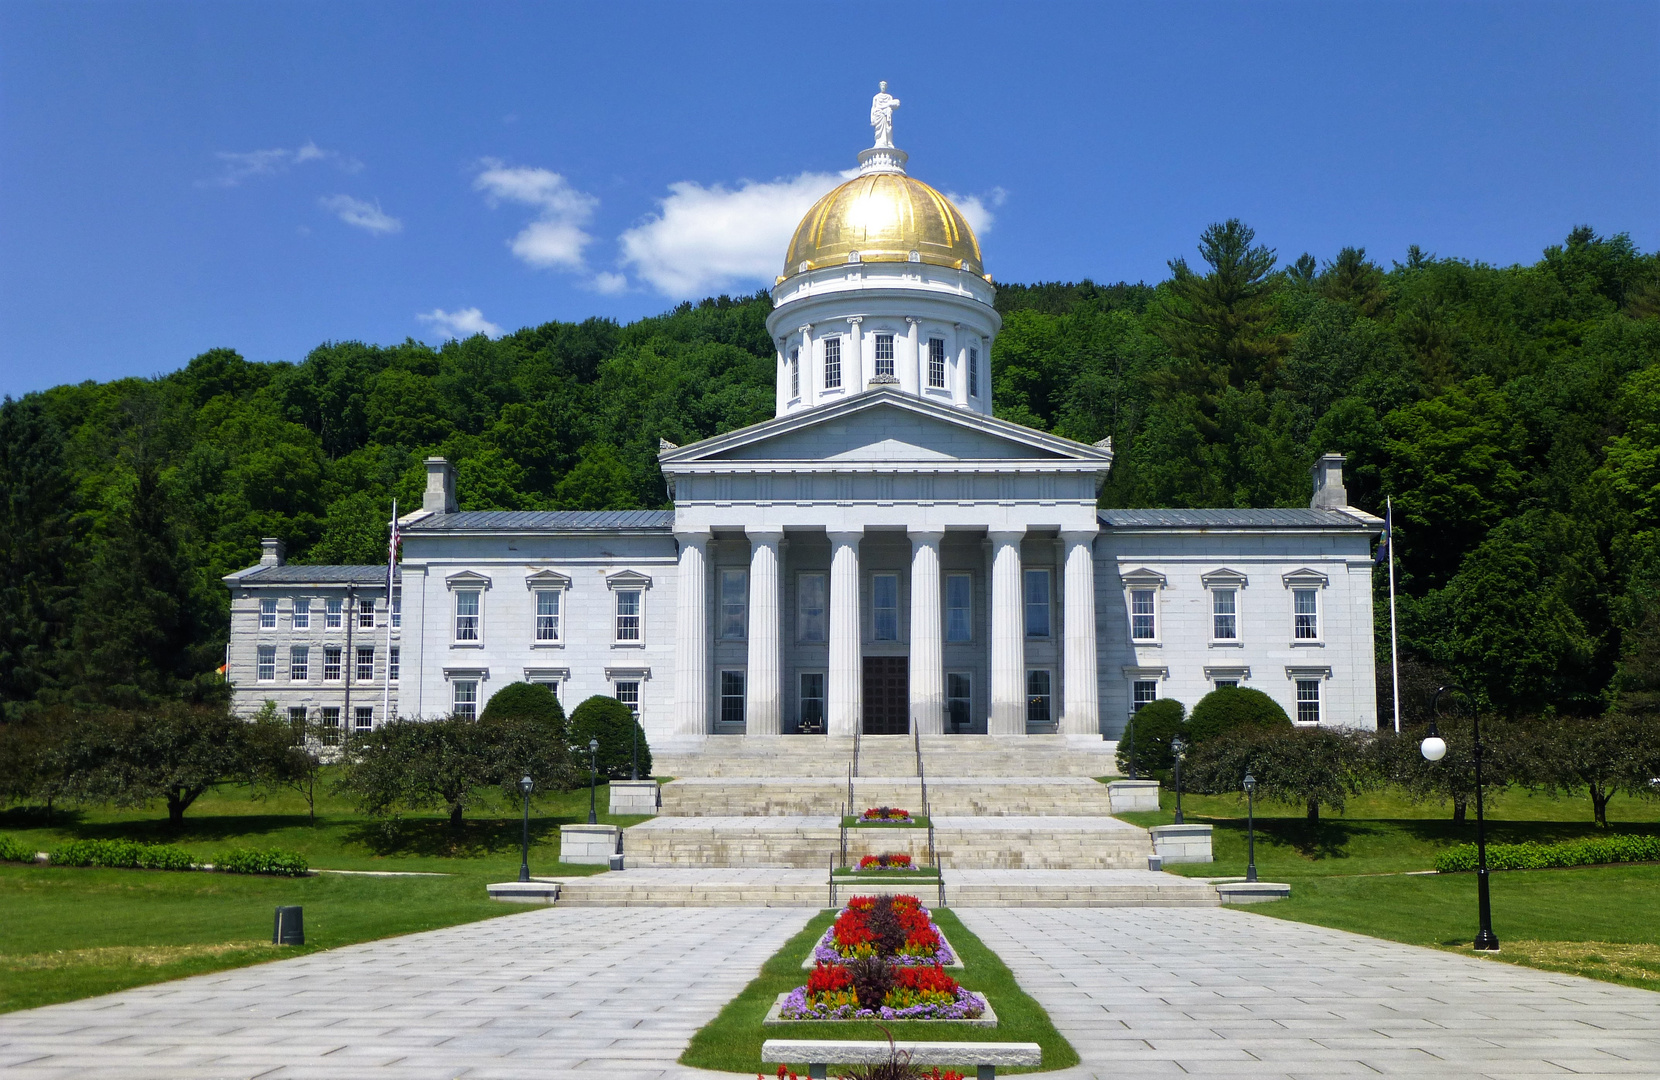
[551,732,1223,907]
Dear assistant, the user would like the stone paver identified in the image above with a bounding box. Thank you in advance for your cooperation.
[0,906,811,1080]
[958,907,1660,1079]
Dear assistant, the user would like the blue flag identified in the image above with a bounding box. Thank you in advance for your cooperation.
[1375,499,1392,565]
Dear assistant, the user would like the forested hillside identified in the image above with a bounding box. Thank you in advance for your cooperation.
[2,222,1657,722]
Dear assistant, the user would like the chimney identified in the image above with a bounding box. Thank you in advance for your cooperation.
[259,537,286,566]
[1310,453,1349,509]
[424,457,458,514]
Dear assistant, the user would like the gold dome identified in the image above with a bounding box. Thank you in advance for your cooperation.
[781,172,985,281]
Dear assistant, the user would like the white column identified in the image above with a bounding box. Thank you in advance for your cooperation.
[673,530,710,736]
[847,316,864,390]
[952,322,968,407]
[905,316,921,394]
[988,529,1026,736]
[908,529,945,735]
[828,528,863,737]
[774,337,789,415]
[1061,529,1100,736]
[745,526,783,736]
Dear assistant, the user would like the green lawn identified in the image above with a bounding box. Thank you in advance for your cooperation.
[0,773,644,1012]
[680,907,1078,1075]
[1118,786,1660,994]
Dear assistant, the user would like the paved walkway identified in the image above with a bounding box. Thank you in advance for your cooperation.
[961,907,1660,1079]
[2,905,1658,1079]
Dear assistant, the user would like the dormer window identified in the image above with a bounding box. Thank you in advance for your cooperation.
[875,333,894,378]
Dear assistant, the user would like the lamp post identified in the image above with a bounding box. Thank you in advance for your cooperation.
[1243,773,1258,884]
[1126,715,1139,781]
[587,737,600,826]
[1171,736,1186,825]
[517,774,534,883]
[1422,685,1498,952]
[630,715,639,782]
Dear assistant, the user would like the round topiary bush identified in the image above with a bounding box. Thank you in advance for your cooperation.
[1185,686,1292,745]
[480,681,566,737]
[1116,698,1186,775]
[568,695,652,780]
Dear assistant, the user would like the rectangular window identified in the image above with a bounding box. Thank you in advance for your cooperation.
[354,706,373,732]
[1130,589,1157,640]
[356,646,375,682]
[390,588,401,628]
[1294,588,1319,639]
[530,679,559,701]
[615,680,640,715]
[259,598,277,629]
[720,670,746,726]
[1213,589,1237,640]
[535,589,562,642]
[1132,680,1159,711]
[256,645,276,681]
[824,336,842,389]
[1024,569,1051,638]
[326,597,342,628]
[1297,679,1322,724]
[388,646,399,682]
[289,645,309,681]
[928,337,946,388]
[873,573,899,641]
[720,570,747,640]
[968,346,980,397]
[287,706,307,735]
[452,679,478,720]
[1214,679,1238,690]
[323,646,342,682]
[799,672,825,733]
[320,706,342,746]
[358,598,376,629]
[945,573,972,642]
[947,672,972,732]
[790,347,800,398]
[797,573,827,642]
[874,333,894,377]
[1026,669,1053,728]
[292,599,310,629]
[454,590,480,641]
[615,589,642,641]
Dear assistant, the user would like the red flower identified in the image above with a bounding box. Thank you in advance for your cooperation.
[806,962,853,995]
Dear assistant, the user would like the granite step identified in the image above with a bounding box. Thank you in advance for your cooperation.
[653,734,1121,779]
[658,776,1118,817]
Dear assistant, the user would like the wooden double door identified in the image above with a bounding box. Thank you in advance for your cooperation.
[862,656,909,735]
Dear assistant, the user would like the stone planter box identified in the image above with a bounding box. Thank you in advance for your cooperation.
[763,991,998,1028]
[1106,780,1160,813]
[608,779,660,815]
[1149,823,1213,863]
[1216,881,1291,904]
[559,823,621,865]
[486,881,561,904]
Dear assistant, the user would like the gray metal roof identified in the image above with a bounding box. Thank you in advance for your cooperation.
[403,509,675,532]
[232,565,399,585]
[1099,508,1376,529]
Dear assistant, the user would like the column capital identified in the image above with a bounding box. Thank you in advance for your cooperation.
[905,316,919,325]
[846,315,864,325]
[1060,528,1100,546]
[826,527,864,545]
[987,528,1027,547]
[744,525,786,543]
[907,528,946,545]
[674,529,711,547]
[798,323,813,334]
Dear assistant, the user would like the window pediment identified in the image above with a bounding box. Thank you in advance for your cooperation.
[1282,568,1330,588]
[442,666,489,680]
[1201,568,1249,588]
[1121,568,1167,589]
[445,570,492,591]
[1285,665,1332,680]
[1204,666,1251,681]
[1121,666,1169,680]
[525,569,571,590]
[606,570,653,591]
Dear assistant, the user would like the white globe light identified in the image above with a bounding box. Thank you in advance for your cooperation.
[1420,736,1447,762]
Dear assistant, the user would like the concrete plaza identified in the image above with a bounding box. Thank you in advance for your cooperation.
[1,905,1657,1079]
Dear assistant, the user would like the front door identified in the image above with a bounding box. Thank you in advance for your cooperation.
[862,656,909,734]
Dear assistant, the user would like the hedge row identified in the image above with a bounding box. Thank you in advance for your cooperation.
[0,834,38,863]
[215,847,309,876]
[1435,834,1660,873]
[51,838,196,870]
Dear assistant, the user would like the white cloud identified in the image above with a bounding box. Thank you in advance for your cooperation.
[618,172,842,298]
[473,159,598,270]
[946,186,1006,236]
[319,194,402,235]
[588,271,629,295]
[417,307,502,340]
[201,141,360,187]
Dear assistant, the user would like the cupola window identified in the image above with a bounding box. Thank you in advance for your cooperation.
[789,348,800,398]
[928,338,946,388]
[968,347,980,397]
[874,334,895,378]
[824,337,841,389]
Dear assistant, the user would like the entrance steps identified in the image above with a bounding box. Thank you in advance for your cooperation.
[658,776,1118,818]
[653,734,1121,779]
[539,868,1220,908]
[622,814,1153,870]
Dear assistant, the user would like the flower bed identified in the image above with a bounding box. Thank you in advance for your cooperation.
[856,853,915,871]
[777,960,988,1022]
[810,894,956,967]
[862,807,910,821]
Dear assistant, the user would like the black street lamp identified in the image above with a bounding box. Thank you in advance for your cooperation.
[630,715,639,782]
[1171,736,1186,825]
[1422,685,1498,952]
[1126,716,1139,781]
[587,737,600,826]
[517,774,534,883]
[1243,773,1258,884]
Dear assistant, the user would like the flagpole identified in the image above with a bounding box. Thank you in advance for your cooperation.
[1387,496,1400,734]
[383,499,396,725]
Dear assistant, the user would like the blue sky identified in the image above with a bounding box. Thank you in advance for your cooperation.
[1,1,1655,396]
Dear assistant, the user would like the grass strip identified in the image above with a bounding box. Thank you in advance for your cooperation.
[679,908,1078,1075]
[842,815,931,829]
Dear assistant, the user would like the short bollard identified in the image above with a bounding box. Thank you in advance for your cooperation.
[273,906,304,946]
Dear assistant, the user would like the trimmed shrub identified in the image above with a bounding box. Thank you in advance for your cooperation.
[1186,686,1292,745]
[480,681,566,736]
[51,839,195,870]
[215,847,310,876]
[0,834,38,863]
[1435,834,1660,873]
[568,695,652,780]
[1115,698,1186,774]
